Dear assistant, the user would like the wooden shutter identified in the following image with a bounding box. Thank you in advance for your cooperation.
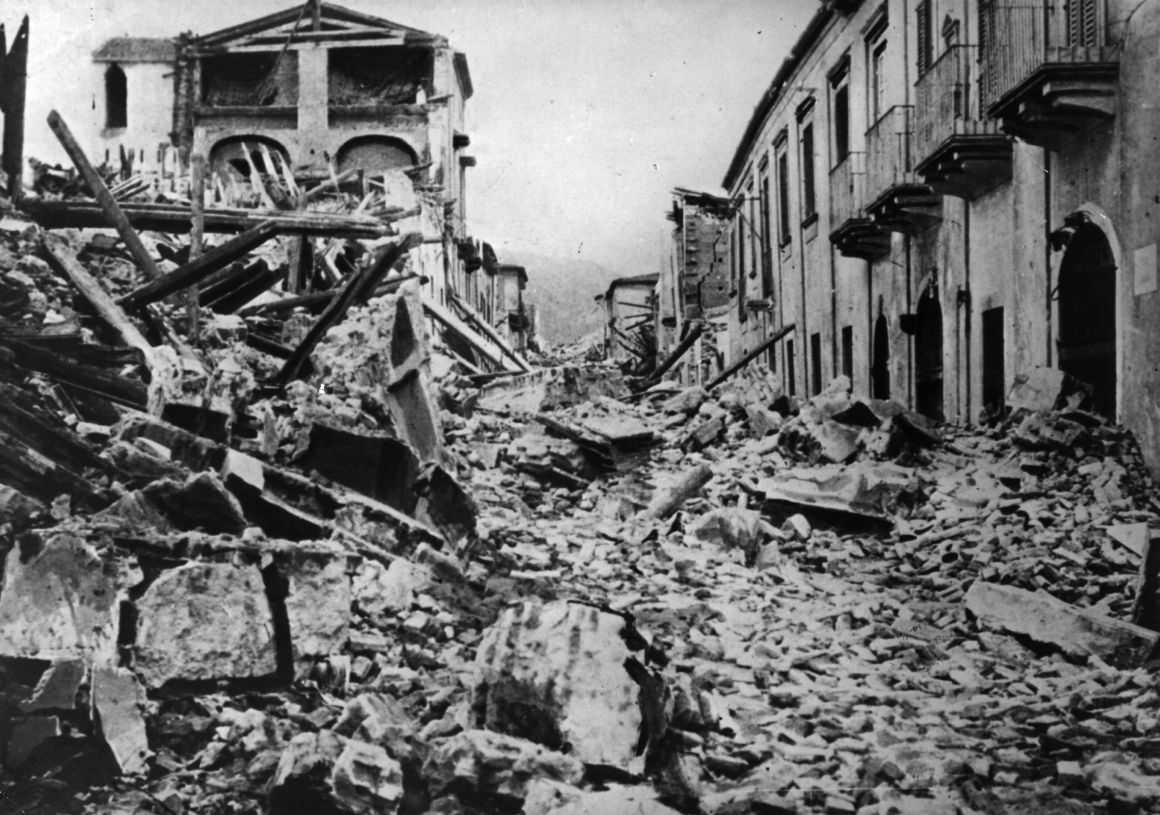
[916,0,932,75]
[1067,0,1099,47]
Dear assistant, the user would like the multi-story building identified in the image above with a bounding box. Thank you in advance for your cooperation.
[657,188,733,385]
[90,2,530,369]
[706,0,1160,473]
[495,264,530,353]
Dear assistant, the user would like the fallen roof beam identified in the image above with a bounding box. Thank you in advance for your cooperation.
[20,199,404,238]
[41,233,153,359]
[119,220,280,309]
[706,322,794,390]
[275,232,420,386]
[48,110,162,281]
[448,291,533,373]
[645,321,704,386]
[423,297,510,372]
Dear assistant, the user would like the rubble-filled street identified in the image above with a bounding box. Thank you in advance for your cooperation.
[5,1,1160,814]
[4,163,1160,812]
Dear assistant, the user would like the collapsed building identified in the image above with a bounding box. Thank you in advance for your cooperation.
[643,0,1160,479]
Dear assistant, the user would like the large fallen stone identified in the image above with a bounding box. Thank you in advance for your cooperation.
[424,729,583,805]
[19,658,85,712]
[473,600,644,768]
[92,665,151,775]
[1006,366,1090,412]
[100,471,246,535]
[279,549,351,664]
[352,557,431,621]
[134,562,277,686]
[333,693,416,763]
[0,532,140,663]
[964,581,1160,667]
[755,463,914,529]
[268,730,404,815]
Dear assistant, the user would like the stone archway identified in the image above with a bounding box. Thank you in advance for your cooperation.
[1058,216,1117,418]
[208,136,290,180]
[335,136,418,176]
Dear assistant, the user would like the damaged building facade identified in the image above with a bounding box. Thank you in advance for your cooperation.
[663,0,1160,474]
[86,2,530,362]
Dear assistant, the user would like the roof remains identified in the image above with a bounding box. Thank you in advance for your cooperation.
[93,37,177,64]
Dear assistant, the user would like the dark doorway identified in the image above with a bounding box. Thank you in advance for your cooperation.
[810,332,823,395]
[1058,220,1116,418]
[786,339,796,397]
[982,307,1005,418]
[841,325,854,386]
[105,65,127,129]
[915,286,944,421]
[872,314,890,399]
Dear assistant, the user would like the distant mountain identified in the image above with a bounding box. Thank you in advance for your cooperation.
[500,250,624,346]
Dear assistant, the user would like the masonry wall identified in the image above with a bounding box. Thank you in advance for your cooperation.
[716,0,1160,479]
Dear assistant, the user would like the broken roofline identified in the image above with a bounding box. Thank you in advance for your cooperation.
[184,0,472,98]
[721,4,833,191]
[606,273,659,300]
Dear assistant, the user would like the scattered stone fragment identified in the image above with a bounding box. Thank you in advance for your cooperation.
[424,729,583,805]
[268,730,404,815]
[92,665,151,775]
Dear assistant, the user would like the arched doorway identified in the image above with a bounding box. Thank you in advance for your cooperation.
[1058,219,1116,417]
[915,285,944,421]
[335,136,418,176]
[872,313,890,399]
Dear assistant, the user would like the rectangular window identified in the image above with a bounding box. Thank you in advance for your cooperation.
[810,331,823,395]
[767,340,777,373]
[786,339,796,396]
[841,325,854,385]
[829,59,850,164]
[871,39,888,122]
[916,0,933,76]
[982,307,1005,417]
[800,123,816,221]
[737,186,749,323]
[1067,0,1100,47]
[776,144,791,245]
[759,166,773,297]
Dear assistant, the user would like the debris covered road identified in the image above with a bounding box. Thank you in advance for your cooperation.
[4,200,1160,815]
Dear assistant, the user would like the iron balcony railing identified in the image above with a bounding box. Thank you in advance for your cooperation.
[979,0,1120,113]
[865,105,915,202]
[829,150,867,226]
[914,44,1003,164]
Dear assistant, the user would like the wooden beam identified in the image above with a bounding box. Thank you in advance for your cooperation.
[706,323,794,390]
[119,220,280,308]
[275,233,420,386]
[423,297,508,371]
[20,198,402,237]
[0,339,147,409]
[187,153,206,337]
[448,292,533,373]
[47,110,162,281]
[1,17,28,200]
[646,321,704,385]
[41,233,153,359]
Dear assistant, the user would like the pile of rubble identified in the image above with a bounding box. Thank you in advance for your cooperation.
[4,130,1160,812]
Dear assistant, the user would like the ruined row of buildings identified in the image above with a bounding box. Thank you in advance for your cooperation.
[640,0,1160,475]
[86,1,533,356]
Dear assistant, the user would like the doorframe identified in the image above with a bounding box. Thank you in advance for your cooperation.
[1065,202,1122,420]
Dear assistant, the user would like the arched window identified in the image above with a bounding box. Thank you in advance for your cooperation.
[105,64,127,129]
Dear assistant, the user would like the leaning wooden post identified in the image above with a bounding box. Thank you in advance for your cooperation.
[1,17,28,201]
[187,153,206,338]
[705,322,795,391]
[46,110,162,281]
[640,463,714,520]
[645,321,704,386]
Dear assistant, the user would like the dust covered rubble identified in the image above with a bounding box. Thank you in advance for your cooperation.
[2,202,1160,815]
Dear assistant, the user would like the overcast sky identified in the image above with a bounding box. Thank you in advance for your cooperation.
[23,0,815,279]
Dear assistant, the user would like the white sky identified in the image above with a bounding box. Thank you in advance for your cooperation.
[23,0,815,278]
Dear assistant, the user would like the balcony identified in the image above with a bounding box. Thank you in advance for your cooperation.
[980,0,1119,149]
[865,105,940,233]
[914,45,1013,198]
[829,151,889,260]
